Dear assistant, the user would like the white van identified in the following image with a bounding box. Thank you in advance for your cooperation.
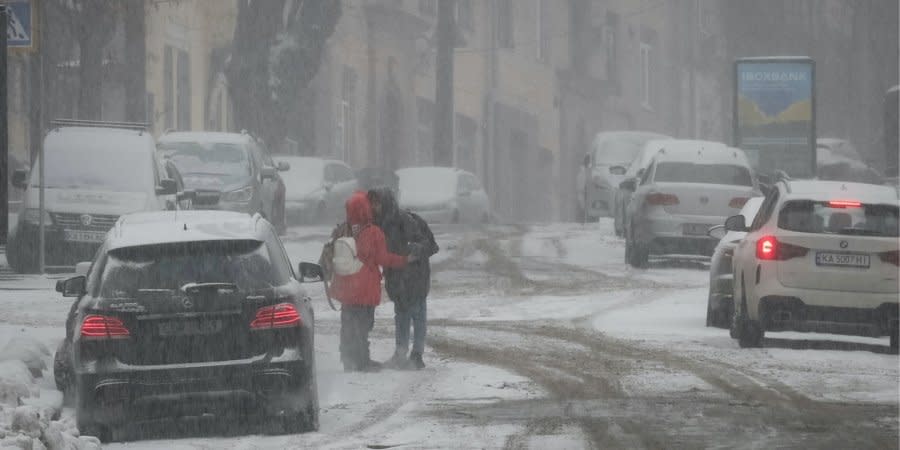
[8,122,184,273]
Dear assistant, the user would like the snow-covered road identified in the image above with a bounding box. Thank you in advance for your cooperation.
[0,219,895,448]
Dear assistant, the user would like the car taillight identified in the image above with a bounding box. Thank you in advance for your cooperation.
[81,315,130,339]
[729,197,749,209]
[756,236,808,261]
[646,193,679,206]
[756,236,777,260]
[250,303,301,330]
[828,200,862,208]
[879,250,900,266]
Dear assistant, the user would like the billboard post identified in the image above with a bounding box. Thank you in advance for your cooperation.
[734,57,816,179]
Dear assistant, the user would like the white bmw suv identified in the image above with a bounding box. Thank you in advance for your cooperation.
[726,180,899,352]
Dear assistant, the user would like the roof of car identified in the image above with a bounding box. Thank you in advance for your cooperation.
[652,140,750,166]
[397,166,470,176]
[107,211,268,251]
[47,126,155,147]
[782,180,899,203]
[158,131,254,145]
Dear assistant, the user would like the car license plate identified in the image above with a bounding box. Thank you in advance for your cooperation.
[63,229,106,243]
[683,223,710,236]
[815,252,870,268]
[158,319,223,337]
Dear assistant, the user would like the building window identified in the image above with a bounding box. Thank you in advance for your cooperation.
[640,42,652,109]
[176,49,191,130]
[416,97,434,164]
[497,0,514,48]
[338,67,357,161]
[456,0,473,31]
[418,0,436,16]
[455,114,477,172]
[163,45,191,130]
[163,46,174,130]
[605,12,618,86]
[536,0,549,61]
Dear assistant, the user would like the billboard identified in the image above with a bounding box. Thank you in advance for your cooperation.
[734,57,815,178]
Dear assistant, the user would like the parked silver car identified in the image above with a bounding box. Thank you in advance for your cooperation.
[705,196,764,328]
[622,140,759,268]
[397,167,491,224]
[277,156,357,224]
[613,139,669,236]
[575,131,669,221]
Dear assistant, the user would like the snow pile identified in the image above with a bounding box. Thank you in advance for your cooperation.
[0,336,99,450]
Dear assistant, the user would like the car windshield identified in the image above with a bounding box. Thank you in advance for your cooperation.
[30,145,152,192]
[778,200,899,237]
[654,162,753,186]
[158,142,251,177]
[594,134,661,166]
[98,240,287,298]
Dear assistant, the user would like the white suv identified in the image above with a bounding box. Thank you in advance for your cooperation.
[726,180,899,352]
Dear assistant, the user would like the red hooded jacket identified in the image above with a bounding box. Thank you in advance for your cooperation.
[329,191,407,306]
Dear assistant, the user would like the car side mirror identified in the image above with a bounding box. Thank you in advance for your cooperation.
[261,166,277,180]
[156,178,178,196]
[298,262,324,282]
[619,179,637,192]
[724,214,748,232]
[56,276,86,297]
[11,169,28,189]
[707,224,727,240]
[609,165,627,176]
[276,161,290,172]
[323,181,334,192]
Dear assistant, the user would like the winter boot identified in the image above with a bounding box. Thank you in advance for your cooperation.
[409,351,425,370]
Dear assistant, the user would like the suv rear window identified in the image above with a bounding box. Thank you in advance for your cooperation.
[98,240,290,298]
[654,162,753,186]
[777,200,899,237]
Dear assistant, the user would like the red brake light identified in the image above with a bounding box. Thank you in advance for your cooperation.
[729,197,749,209]
[251,303,301,330]
[828,200,861,208]
[756,236,777,260]
[756,236,808,261]
[81,315,130,339]
[646,193,680,206]
[879,250,900,266]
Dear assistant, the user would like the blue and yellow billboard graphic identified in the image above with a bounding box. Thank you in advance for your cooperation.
[735,58,815,178]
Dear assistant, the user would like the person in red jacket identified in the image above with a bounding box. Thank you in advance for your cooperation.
[329,191,410,372]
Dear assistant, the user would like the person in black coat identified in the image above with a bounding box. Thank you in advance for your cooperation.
[368,188,439,369]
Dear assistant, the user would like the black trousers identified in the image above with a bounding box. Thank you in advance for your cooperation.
[340,305,375,370]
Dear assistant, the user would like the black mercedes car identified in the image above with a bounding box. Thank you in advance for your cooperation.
[53,210,323,441]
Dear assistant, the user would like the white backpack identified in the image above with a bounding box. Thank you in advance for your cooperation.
[332,236,363,276]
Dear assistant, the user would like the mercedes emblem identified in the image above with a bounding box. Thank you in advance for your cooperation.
[840,240,849,249]
[182,297,194,309]
[80,214,93,226]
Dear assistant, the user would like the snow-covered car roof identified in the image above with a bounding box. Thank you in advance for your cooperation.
[653,140,751,167]
[158,131,254,146]
[46,126,155,150]
[106,211,267,251]
[783,180,899,204]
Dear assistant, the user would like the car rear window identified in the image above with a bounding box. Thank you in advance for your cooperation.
[98,240,290,298]
[654,162,753,186]
[777,200,899,237]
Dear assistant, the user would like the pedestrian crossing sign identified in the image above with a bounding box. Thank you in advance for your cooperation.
[6,0,35,52]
